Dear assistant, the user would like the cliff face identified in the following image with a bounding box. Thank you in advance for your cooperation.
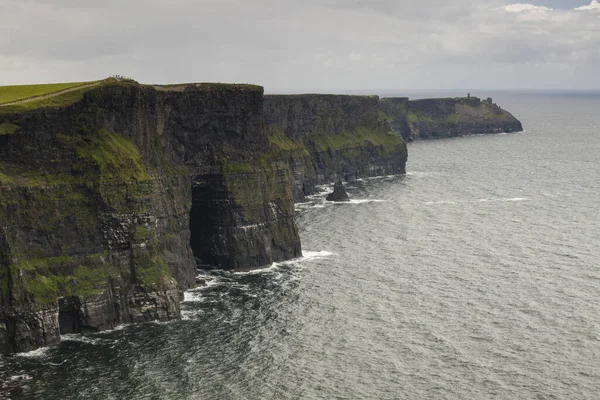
[381,96,523,140]
[0,81,301,353]
[0,82,521,354]
[378,97,411,142]
[263,95,408,202]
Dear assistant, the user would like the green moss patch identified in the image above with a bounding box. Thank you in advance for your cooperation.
[267,129,308,153]
[61,129,151,183]
[15,254,124,303]
[310,126,405,155]
[137,255,173,285]
[0,122,19,135]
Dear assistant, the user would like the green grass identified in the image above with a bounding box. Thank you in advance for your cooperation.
[0,81,93,104]
[310,126,405,154]
[155,82,262,92]
[267,129,308,152]
[0,78,141,115]
[0,85,97,115]
[137,255,173,285]
[0,170,14,186]
[63,129,152,182]
[0,122,19,135]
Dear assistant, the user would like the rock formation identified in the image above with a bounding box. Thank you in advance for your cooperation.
[0,79,301,353]
[263,94,408,202]
[380,96,522,141]
[0,78,523,354]
[326,181,350,202]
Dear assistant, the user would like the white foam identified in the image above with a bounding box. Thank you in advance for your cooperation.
[183,290,204,303]
[479,197,529,203]
[302,251,336,259]
[425,200,457,205]
[324,199,386,205]
[233,250,336,276]
[94,324,127,336]
[9,374,33,382]
[16,346,51,358]
[348,199,386,204]
[183,279,221,302]
[60,334,109,346]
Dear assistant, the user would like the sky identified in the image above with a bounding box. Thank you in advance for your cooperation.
[0,0,598,91]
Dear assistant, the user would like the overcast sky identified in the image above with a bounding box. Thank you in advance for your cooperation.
[0,0,598,91]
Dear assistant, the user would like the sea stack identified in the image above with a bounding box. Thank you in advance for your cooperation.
[326,180,350,202]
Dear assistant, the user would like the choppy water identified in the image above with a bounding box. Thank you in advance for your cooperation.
[2,92,600,399]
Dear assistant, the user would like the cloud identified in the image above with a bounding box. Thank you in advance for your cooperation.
[502,4,553,13]
[575,0,600,11]
[0,0,598,90]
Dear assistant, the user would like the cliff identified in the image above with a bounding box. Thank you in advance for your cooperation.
[0,80,520,354]
[0,79,301,353]
[381,96,523,140]
[263,95,407,202]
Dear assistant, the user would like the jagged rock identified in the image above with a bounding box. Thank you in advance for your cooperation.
[326,181,350,202]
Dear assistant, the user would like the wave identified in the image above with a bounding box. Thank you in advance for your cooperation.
[15,346,51,359]
[183,278,222,302]
[232,250,335,276]
[301,250,336,260]
[324,199,386,205]
[60,334,117,346]
[347,199,386,204]
[479,197,529,202]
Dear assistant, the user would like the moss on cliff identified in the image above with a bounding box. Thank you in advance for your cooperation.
[59,129,151,183]
[310,126,404,156]
[0,122,19,135]
[267,129,309,153]
[137,256,173,285]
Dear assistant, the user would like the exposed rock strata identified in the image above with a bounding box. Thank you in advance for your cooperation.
[0,81,301,353]
[263,95,408,202]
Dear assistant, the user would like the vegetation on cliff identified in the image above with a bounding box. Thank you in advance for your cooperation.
[0,81,94,105]
[381,96,523,140]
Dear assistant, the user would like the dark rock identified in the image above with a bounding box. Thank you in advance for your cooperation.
[0,81,523,354]
[263,94,408,202]
[380,96,523,141]
[0,81,301,353]
[326,181,350,202]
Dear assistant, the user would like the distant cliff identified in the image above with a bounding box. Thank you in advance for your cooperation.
[380,96,523,140]
[264,95,407,202]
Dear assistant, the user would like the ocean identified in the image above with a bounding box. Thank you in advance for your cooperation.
[1,91,599,399]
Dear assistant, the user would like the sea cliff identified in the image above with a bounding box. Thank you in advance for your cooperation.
[380,96,523,140]
[0,79,522,354]
[264,95,407,202]
[0,79,302,353]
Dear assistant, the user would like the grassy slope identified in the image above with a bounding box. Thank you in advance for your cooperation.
[0,81,94,105]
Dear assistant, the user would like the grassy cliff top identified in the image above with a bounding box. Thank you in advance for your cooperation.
[0,78,263,115]
[152,83,263,92]
[0,78,138,115]
[0,81,97,105]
